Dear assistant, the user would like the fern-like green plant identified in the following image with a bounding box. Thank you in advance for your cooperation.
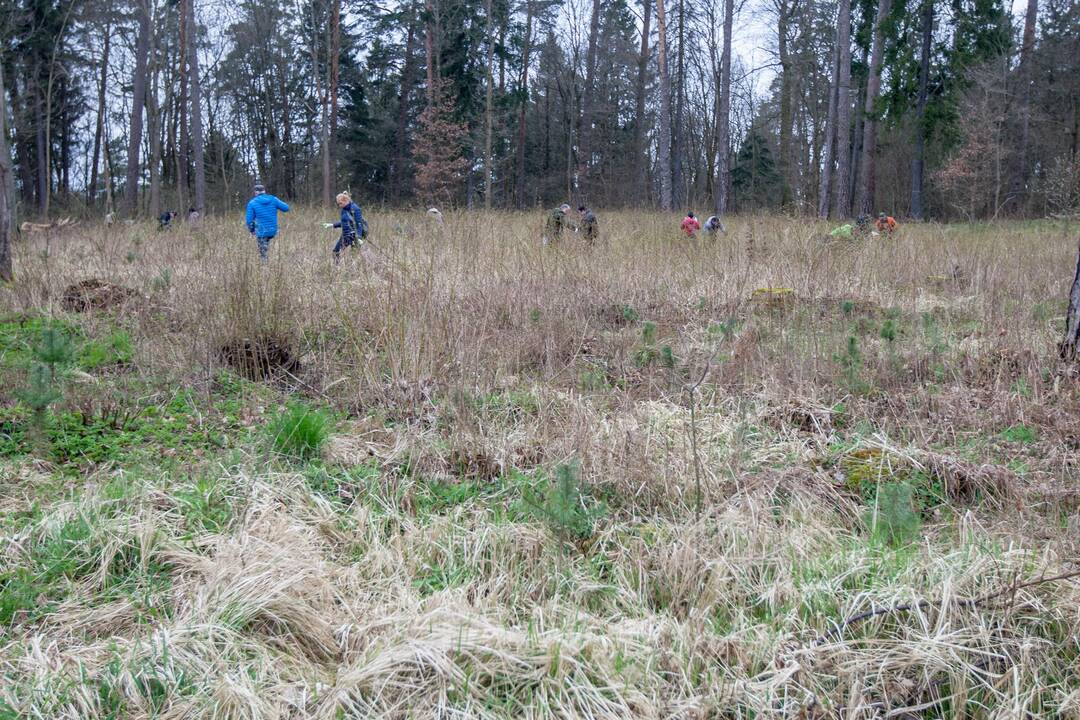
[521,461,606,553]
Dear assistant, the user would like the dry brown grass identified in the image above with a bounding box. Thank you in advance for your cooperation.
[1,211,1078,718]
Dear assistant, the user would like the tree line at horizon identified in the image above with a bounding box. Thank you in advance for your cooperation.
[0,0,1077,239]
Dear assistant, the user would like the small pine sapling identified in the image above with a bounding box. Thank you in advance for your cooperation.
[521,461,606,554]
[17,327,74,447]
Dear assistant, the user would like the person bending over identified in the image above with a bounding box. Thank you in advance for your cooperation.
[323,191,367,263]
[875,212,898,234]
[578,205,599,244]
[681,212,701,237]
[704,215,725,236]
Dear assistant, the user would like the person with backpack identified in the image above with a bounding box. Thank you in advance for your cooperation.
[245,182,290,261]
[323,191,367,263]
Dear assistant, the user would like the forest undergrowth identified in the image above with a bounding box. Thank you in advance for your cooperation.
[1,210,1078,718]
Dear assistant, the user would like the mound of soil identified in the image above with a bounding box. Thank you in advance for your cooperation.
[62,279,140,313]
[218,336,301,381]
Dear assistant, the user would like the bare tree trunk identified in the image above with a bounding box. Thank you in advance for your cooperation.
[9,77,35,208]
[89,30,110,205]
[777,0,795,208]
[103,113,115,215]
[855,0,891,217]
[576,0,602,192]
[655,0,673,211]
[41,2,75,218]
[712,0,733,217]
[818,26,840,218]
[514,0,534,208]
[832,0,853,218]
[498,17,507,95]
[124,0,152,219]
[425,0,436,105]
[672,0,686,207]
[633,0,652,203]
[1061,239,1080,360]
[328,0,340,200]
[483,0,495,209]
[176,0,189,213]
[0,60,13,282]
[910,0,932,220]
[148,31,162,220]
[34,71,47,214]
[275,54,295,197]
[185,0,206,213]
[320,0,336,206]
[1009,0,1037,214]
[307,1,322,200]
[59,81,70,197]
[847,41,868,213]
[391,14,419,201]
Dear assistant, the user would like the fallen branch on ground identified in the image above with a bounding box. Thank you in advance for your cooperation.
[809,567,1080,648]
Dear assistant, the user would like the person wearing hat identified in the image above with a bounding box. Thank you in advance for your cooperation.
[544,203,571,245]
[244,182,290,261]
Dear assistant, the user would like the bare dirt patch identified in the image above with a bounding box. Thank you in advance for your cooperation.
[61,279,141,313]
[218,335,302,381]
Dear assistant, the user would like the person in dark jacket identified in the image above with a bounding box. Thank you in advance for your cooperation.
[323,192,367,263]
[578,205,598,243]
[544,204,571,245]
[244,182,290,261]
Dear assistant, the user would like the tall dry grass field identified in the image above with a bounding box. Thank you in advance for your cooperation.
[0,210,1078,718]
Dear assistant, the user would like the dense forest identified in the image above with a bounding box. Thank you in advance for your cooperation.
[0,0,1078,226]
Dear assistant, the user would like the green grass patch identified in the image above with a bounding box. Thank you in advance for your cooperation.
[1000,424,1037,444]
[265,401,333,461]
[78,329,134,370]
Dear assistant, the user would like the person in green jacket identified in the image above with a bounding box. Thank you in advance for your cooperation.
[544,204,571,245]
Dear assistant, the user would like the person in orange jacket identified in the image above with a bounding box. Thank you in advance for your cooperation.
[681,212,701,237]
[875,212,898,233]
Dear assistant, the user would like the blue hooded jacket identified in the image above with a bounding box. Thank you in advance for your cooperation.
[245,193,290,238]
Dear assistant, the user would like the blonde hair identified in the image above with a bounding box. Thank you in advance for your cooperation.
[336,192,351,204]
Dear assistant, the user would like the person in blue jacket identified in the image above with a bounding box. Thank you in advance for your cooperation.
[323,191,367,263]
[245,182,290,261]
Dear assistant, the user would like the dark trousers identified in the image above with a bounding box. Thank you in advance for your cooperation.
[256,235,275,261]
[333,234,357,261]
